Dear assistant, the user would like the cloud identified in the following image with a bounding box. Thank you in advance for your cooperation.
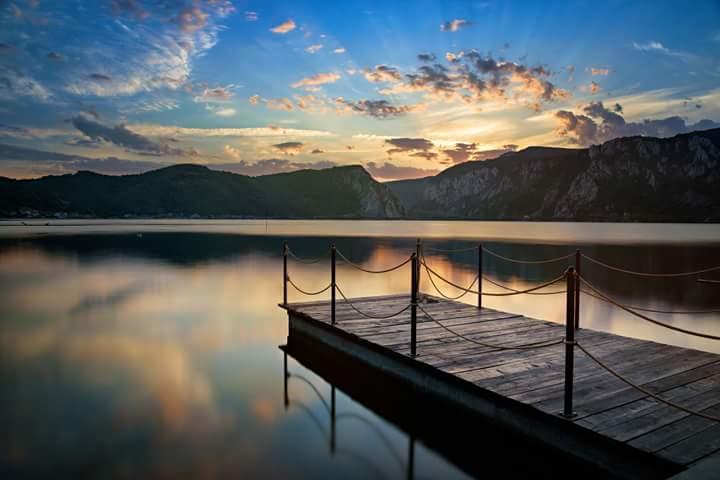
[365,161,439,181]
[311,149,324,154]
[194,86,235,102]
[590,81,601,94]
[265,97,294,111]
[111,0,150,20]
[129,124,333,138]
[213,159,337,176]
[212,107,236,117]
[244,11,258,21]
[632,41,695,60]
[378,52,568,109]
[554,100,720,145]
[71,115,194,156]
[273,141,304,155]
[590,68,609,76]
[223,144,242,159]
[270,19,296,34]
[177,6,209,33]
[291,72,341,89]
[0,124,70,139]
[294,94,327,112]
[88,73,112,82]
[248,94,260,105]
[440,19,471,32]
[385,137,434,156]
[333,47,346,54]
[442,143,476,163]
[334,98,421,118]
[0,143,164,175]
[363,65,402,83]
[47,52,63,61]
[305,44,323,53]
[418,53,437,62]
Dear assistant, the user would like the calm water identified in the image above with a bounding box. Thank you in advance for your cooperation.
[1,221,719,478]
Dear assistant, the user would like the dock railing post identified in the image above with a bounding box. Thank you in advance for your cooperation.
[574,249,581,330]
[562,267,576,418]
[411,253,418,357]
[416,239,422,298]
[330,385,336,455]
[283,241,288,305]
[478,243,483,310]
[331,245,336,325]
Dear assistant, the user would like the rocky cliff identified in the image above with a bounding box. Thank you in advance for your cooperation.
[387,128,720,221]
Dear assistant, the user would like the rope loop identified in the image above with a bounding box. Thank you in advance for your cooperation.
[582,254,720,278]
[287,276,333,296]
[482,247,574,265]
[335,249,412,274]
[579,275,720,341]
[287,247,324,265]
[335,284,411,319]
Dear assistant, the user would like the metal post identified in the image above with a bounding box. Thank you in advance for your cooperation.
[283,349,289,410]
[563,267,576,418]
[574,249,581,330]
[283,241,288,305]
[411,253,418,357]
[416,239,422,297]
[330,385,336,455]
[478,243,483,310]
[331,245,336,325]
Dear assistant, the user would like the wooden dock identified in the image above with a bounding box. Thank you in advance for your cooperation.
[280,293,720,478]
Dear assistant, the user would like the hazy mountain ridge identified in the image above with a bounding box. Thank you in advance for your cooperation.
[387,128,720,221]
[0,164,403,218]
[1,129,719,221]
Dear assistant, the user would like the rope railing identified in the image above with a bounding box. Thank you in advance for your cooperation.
[421,258,567,297]
[335,283,411,319]
[417,304,563,350]
[483,275,566,296]
[287,247,324,264]
[582,253,720,278]
[578,275,720,341]
[335,249,412,274]
[482,247,575,265]
[575,341,720,422]
[287,276,333,296]
[581,288,720,315]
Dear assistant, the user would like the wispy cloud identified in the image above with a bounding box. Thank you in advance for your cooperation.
[440,19,471,32]
[365,161,438,181]
[305,44,323,54]
[632,41,695,61]
[273,141,304,155]
[244,11,258,21]
[333,47,346,54]
[590,68,609,76]
[291,72,341,89]
[130,124,334,138]
[271,19,296,34]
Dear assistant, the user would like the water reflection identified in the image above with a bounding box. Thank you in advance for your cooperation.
[0,232,718,477]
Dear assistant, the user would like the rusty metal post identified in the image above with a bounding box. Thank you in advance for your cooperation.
[283,241,288,305]
[478,243,483,310]
[411,253,418,357]
[575,249,581,330]
[331,245,336,325]
[563,267,576,418]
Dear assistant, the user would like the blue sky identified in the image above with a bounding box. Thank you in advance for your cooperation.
[1,0,719,180]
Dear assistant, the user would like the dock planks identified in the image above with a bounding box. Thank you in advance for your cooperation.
[281,293,720,471]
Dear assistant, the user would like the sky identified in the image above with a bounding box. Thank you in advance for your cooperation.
[1,0,719,181]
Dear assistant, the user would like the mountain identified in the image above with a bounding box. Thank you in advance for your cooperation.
[387,128,720,221]
[0,164,403,218]
[2,128,719,221]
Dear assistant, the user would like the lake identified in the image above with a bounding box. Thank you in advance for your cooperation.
[1,220,719,478]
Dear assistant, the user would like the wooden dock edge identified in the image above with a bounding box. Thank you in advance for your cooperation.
[282,305,683,479]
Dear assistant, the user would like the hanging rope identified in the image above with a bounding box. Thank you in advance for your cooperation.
[422,258,566,296]
[287,247,324,264]
[579,276,720,341]
[482,247,574,265]
[575,342,720,422]
[423,263,479,300]
[287,276,333,296]
[417,304,563,350]
[335,284,411,319]
[335,249,412,274]
[582,254,720,278]
[483,275,566,296]
[581,289,720,315]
